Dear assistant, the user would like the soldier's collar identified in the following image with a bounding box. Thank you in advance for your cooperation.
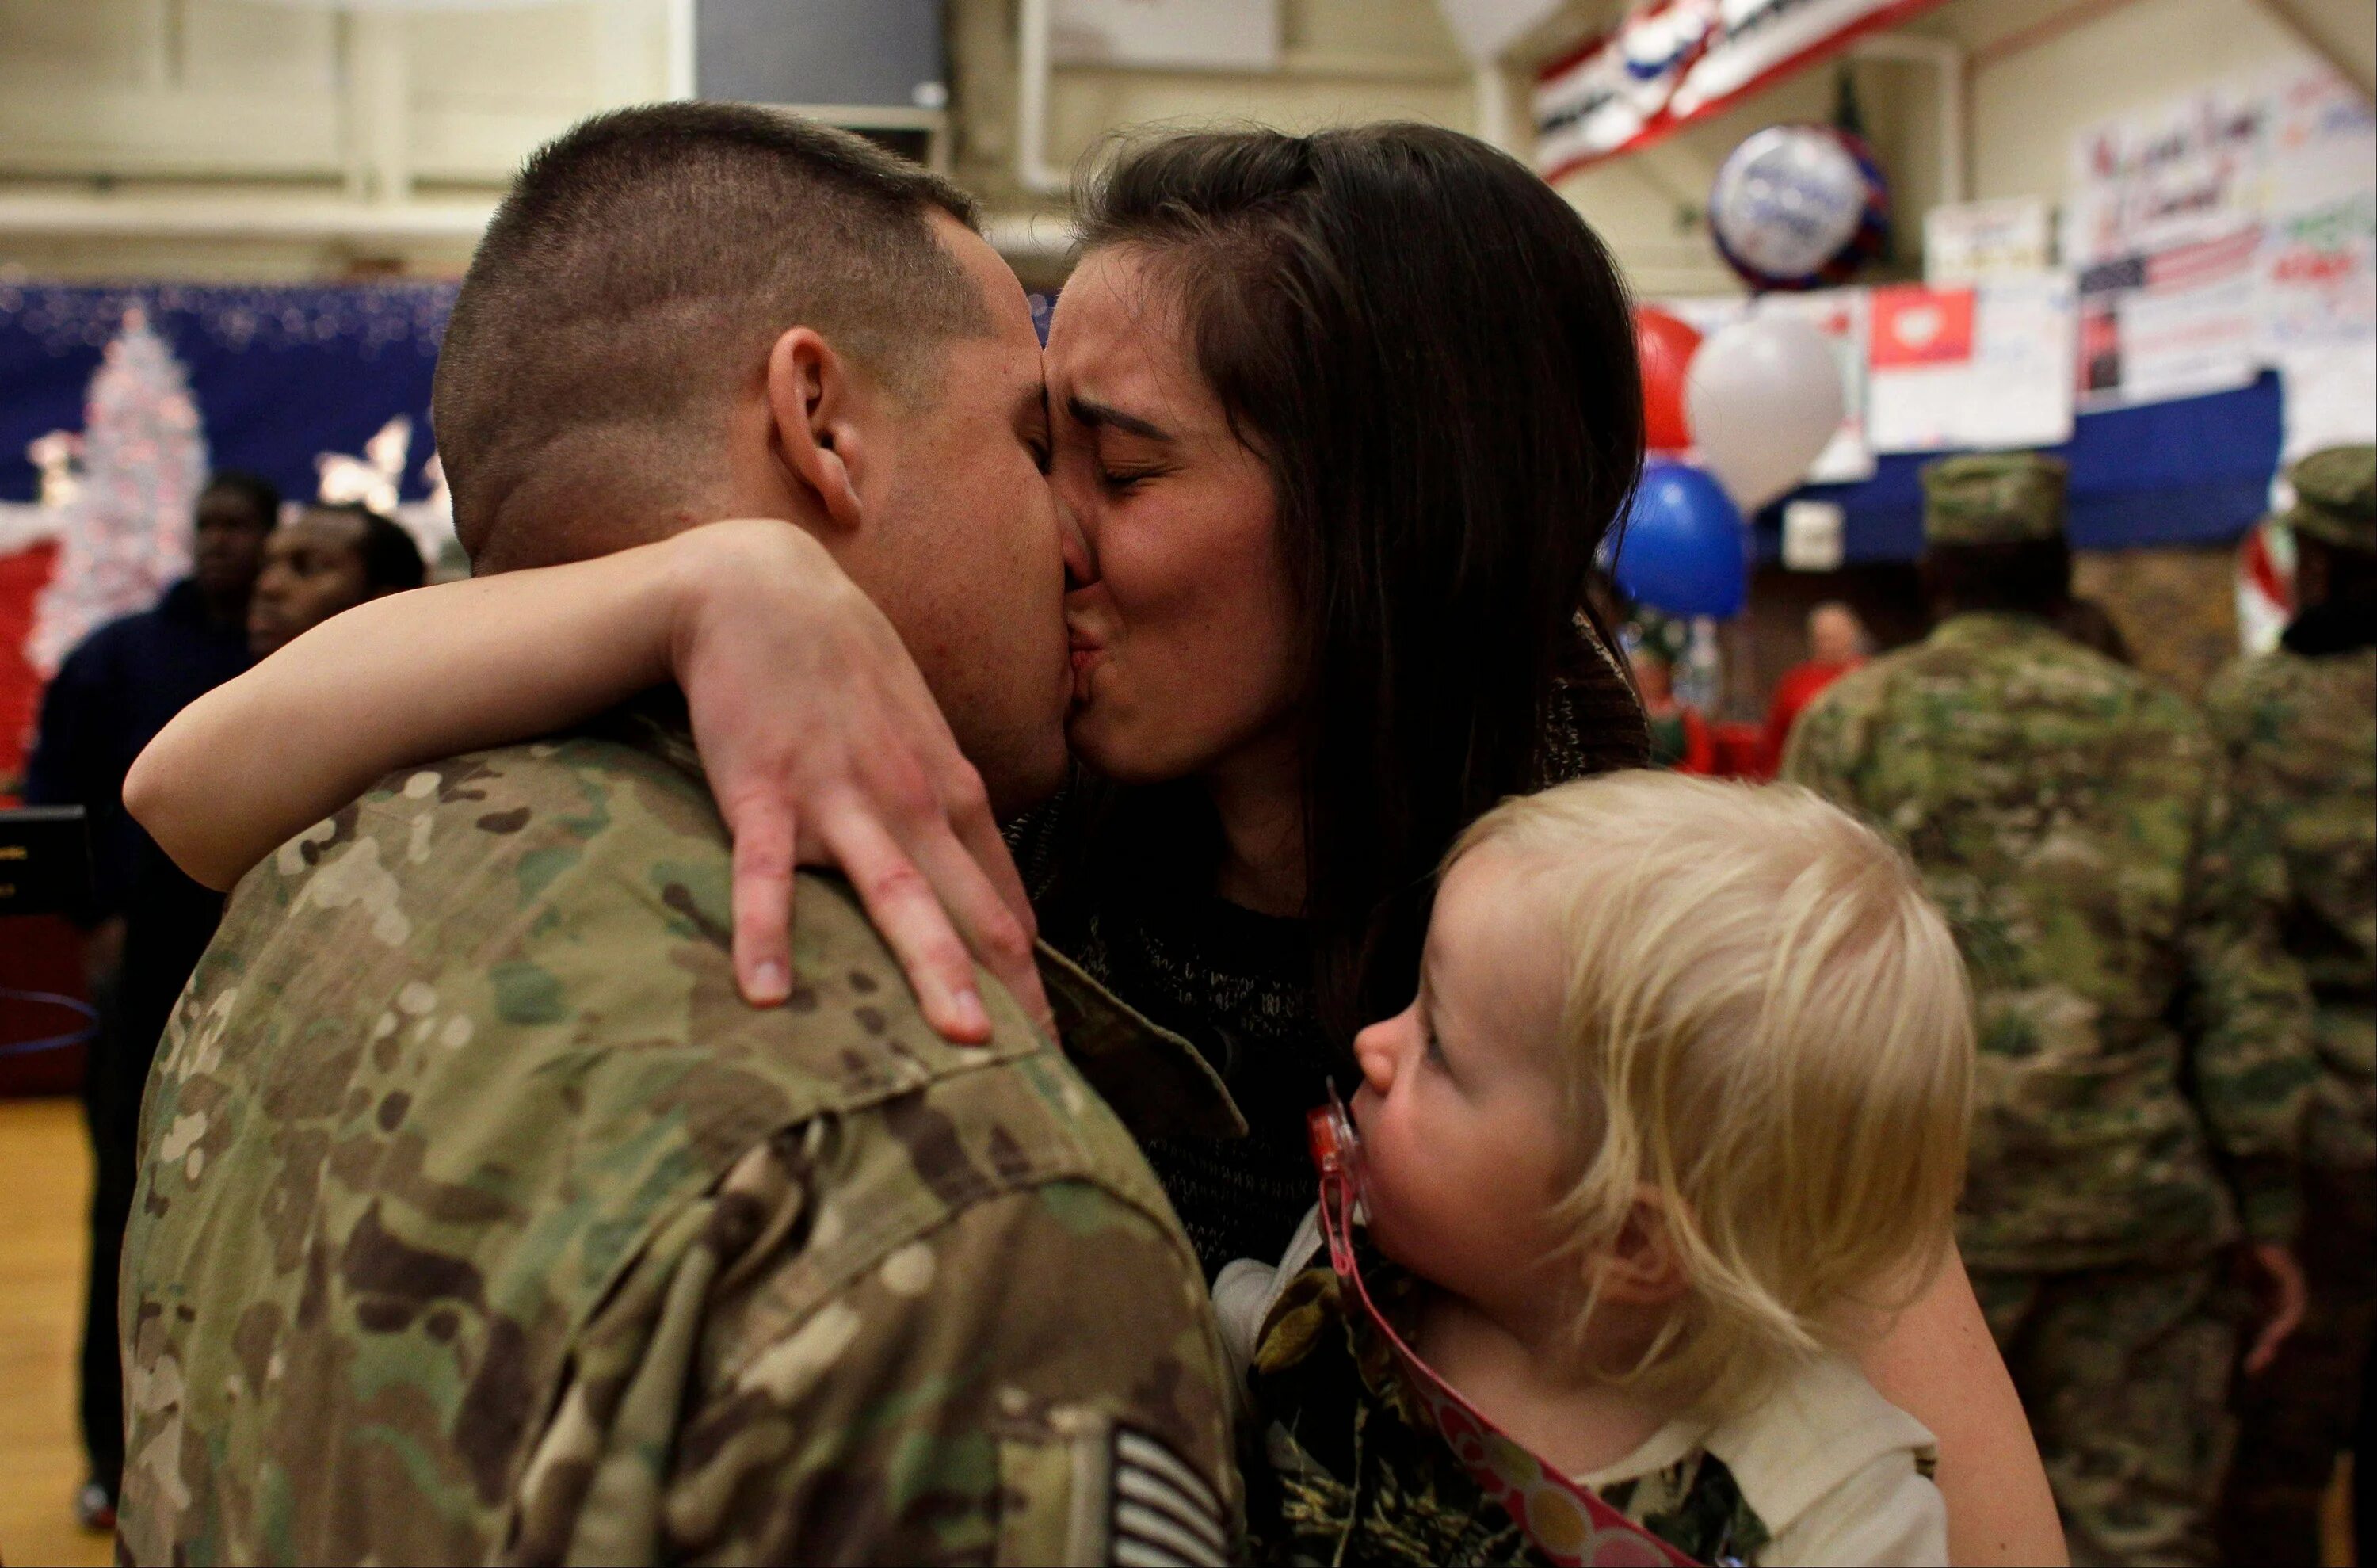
[2284,593,2377,656]
[1036,941,1247,1141]
[606,693,1246,1143]
[1931,610,2057,646]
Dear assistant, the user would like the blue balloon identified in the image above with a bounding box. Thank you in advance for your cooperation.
[1607,462,1746,618]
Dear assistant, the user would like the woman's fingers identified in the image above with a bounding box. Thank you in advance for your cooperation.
[905,815,1053,1038]
[668,525,1050,1043]
[948,766,1040,944]
[814,802,995,1044]
[724,792,798,1005]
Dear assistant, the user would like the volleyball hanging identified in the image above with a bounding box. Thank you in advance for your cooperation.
[1707,125,1890,292]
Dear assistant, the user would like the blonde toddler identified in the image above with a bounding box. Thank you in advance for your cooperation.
[1219,773,1976,1566]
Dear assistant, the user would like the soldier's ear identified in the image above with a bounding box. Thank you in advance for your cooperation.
[765,328,867,535]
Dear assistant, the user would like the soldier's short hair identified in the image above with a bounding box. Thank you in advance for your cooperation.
[433,103,989,573]
[1448,773,1974,1417]
[1921,536,2071,618]
[201,470,282,530]
[301,502,427,593]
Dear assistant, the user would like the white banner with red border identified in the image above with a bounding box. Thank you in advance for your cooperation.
[1532,0,1947,181]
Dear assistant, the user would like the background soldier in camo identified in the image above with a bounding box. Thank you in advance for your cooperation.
[2206,444,2377,1566]
[1782,451,2318,1568]
[116,105,1246,1566]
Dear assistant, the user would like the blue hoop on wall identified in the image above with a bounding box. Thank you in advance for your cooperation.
[0,987,100,1058]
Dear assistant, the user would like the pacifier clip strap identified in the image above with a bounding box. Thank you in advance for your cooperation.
[1309,1111,1696,1568]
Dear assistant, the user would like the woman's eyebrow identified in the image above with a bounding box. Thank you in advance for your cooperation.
[1067,394,1173,442]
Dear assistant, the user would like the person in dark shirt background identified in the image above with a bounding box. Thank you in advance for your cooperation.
[247,501,431,658]
[27,473,279,937]
[22,481,425,1531]
[24,469,277,1530]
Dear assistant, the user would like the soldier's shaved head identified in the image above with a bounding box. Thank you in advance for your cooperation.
[433,103,990,574]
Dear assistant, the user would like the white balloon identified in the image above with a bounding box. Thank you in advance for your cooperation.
[1685,315,1845,512]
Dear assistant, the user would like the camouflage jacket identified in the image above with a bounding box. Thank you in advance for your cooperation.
[1782,613,2316,1272]
[1242,1248,1765,1567]
[2203,645,2377,1171]
[119,705,1248,1566]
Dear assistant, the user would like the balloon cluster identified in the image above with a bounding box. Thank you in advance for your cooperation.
[1616,307,1846,618]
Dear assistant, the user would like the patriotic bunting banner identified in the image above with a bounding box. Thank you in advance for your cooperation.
[1532,0,1947,181]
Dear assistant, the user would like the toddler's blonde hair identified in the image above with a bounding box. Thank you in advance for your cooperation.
[1449,772,1973,1416]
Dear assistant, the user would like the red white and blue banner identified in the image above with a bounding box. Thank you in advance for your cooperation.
[1532,0,1947,181]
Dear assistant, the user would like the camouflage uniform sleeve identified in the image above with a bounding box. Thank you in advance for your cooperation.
[660,1174,1237,1566]
[2200,663,2253,756]
[1776,680,1864,808]
[2180,729,2318,1243]
[504,1138,1237,1568]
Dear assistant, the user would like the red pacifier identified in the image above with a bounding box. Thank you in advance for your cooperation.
[1305,1089,1695,1567]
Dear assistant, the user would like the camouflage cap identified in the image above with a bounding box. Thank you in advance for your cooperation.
[2283,444,2376,554]
[1921,452,2069,546]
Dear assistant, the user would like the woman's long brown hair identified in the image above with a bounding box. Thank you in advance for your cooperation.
[1070,123,1646,1040]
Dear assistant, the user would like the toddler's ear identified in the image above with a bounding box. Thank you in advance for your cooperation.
[1593,1188,1690,1307]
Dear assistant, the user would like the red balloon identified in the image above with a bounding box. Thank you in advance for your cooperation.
[1635,308,1700,453]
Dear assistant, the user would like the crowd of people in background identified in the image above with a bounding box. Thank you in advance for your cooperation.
[1784,451,2329,1566]
[1627,586,2139,785]
[19,477,425,1532]
[1596,445,2370,1566]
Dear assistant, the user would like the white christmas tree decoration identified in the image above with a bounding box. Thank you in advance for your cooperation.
[316,414,412,517]
[391,451,462,581]
[0,432,81,555]
[26,308,209,676]
[29,431,85,510]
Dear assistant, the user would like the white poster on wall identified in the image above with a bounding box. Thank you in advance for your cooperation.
[2259,70,2376,349]
[2066,62,2375,432]
[2065,74,2275,267]
[2261,68,2376,456]
[2074,224,2263,410]
[2065,74,2274,410]
[1866,275,2077,452]
[1925,196,2053,285]
[2273,342,2377,460]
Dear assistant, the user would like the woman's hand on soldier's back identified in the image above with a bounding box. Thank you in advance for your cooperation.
[664,520,1050,1043]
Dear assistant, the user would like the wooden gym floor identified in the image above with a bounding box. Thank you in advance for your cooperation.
[1,1097,113,1568]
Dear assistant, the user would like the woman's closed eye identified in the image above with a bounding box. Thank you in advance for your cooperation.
[1098,463,1169,496]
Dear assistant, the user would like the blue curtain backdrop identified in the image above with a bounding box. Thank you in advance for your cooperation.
[0,280,455,506]
[1,279,2285,551]
[1753,372,2287,563]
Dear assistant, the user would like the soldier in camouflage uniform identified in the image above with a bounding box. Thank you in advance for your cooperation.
[121,712,1244,1565]
[1782,452,2318,1568]
[117,105,1246,1566]
[2205,445,2377,1565]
